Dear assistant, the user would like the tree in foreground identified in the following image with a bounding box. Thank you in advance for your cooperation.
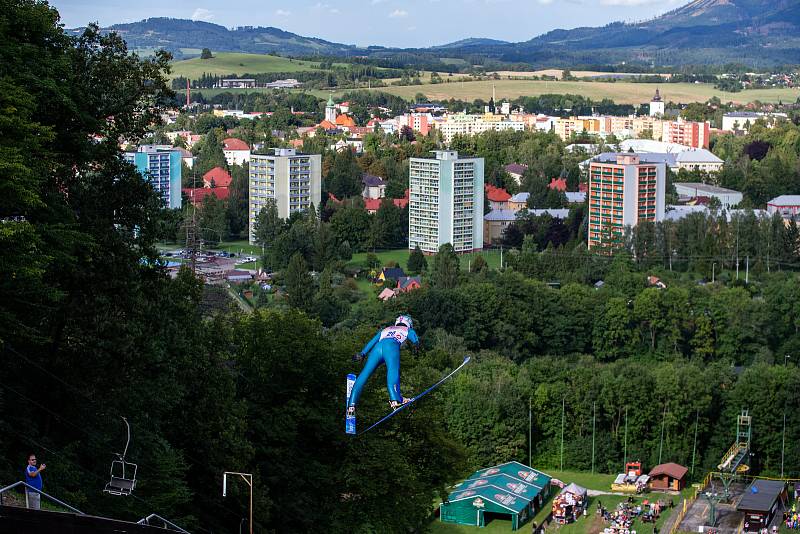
[408,245,428,273]
[431,243,461,289]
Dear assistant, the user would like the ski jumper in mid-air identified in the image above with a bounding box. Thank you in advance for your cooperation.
[347,315,419,416]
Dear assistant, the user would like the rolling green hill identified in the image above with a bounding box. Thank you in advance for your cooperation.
[169,53,319,79]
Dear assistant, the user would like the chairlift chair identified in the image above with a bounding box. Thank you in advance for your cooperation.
[104,417,137,496]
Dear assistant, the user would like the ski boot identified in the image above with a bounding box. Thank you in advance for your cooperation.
[389,397,412,411]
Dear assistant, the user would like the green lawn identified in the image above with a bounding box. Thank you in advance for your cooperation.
[350,248,505,272]
[544,470,617,491]
[431,469,693,534]
[170,52,321,79]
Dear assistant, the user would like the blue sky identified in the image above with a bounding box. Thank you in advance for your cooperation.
[52,0,686,48]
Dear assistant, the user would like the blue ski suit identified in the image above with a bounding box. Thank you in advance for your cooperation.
[347,325,419,407]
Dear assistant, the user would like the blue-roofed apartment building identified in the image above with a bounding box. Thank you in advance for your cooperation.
[124,145,182,209]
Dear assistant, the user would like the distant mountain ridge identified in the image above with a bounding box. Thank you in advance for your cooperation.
[72,0,800,67]
[69,18,359,57]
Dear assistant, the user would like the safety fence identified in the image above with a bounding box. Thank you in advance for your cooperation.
[668,472,800,534]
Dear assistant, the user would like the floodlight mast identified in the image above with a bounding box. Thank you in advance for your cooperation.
[223,472,253,534]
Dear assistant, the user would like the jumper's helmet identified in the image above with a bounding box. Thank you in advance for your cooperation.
[395,315,413,329]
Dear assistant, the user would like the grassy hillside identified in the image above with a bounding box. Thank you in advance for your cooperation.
[170,52,320,79]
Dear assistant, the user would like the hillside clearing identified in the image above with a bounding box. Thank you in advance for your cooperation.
[170,52,321,79]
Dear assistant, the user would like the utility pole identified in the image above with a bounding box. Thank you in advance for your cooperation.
[592,401,597,474]
[560,396,565,472]
[223,472,253,534]
[529,397,532,468]
[712,262,716,283]
[658,403,667,465]
[745,255,749,284]
[781,354,790,478]
[691,409,699,476]
[623,406,628,466]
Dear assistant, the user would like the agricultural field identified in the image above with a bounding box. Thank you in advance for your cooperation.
[169,52,322,79]
[179,76,800,105]
[371,78,800,105]
[350,248,505,271]
[488,69,673,79]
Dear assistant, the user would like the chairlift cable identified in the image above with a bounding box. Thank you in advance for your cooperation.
[3,426,215,533]
[0,379,248,526]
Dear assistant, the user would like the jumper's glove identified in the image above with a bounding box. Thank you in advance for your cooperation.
[352,353,365,362]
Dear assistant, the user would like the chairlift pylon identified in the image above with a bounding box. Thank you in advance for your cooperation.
[104,416,137,496]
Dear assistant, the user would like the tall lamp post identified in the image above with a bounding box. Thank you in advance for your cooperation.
[223,472,253,534]
[781,355,790,478]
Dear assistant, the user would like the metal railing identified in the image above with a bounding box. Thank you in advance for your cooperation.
[137,513,191,533]
[0,481,84,514]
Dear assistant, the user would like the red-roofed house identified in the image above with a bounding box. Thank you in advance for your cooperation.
[317,120,338,131]
[578,182,588,193]
[203,167,232,189]
[223,137,251,166]
[364,191,410,214]
[183,187,230,205]
[485,184,511,210]
[335,114,356,130]
[548,178,567,192]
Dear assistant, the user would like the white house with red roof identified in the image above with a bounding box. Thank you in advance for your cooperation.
[223,137,251,166]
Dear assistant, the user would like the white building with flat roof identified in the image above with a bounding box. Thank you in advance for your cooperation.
[674,182,742,209]
[409,151,484,253]
[767,195,800,219]
[249,148,321,243]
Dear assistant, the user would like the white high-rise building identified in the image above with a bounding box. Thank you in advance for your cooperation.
[249,148,322,244]
[408,151,484,254]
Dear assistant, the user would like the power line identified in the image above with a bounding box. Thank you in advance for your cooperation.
[1,347,253,529]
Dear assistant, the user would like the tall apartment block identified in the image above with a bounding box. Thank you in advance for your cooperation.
[124,145,182,209]
[588,153,666,251]
[408,151,484,254]
[248,148,321,244]
[662,119,710,149]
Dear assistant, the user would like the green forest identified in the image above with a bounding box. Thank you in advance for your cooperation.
[1,2,799,534]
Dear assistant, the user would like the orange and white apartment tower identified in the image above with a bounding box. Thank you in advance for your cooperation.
[588,153,666,251]
[662,119,710,149]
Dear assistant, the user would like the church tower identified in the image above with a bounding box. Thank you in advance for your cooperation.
[649,88,665,117]
[325,94,337,123]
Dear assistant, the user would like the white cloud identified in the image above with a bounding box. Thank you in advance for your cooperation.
[537,0,555,4]
[371,0,388,3]
[275,8,291,16]
[407,25,417,30]
[313,2,339,13]
[191,8,214,21]
[389,9,408,17]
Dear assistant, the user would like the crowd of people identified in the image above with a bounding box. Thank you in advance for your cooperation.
[598,496,671,534]
[785,501,800,530]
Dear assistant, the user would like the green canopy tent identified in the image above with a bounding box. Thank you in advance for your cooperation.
[440,462,552,530]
